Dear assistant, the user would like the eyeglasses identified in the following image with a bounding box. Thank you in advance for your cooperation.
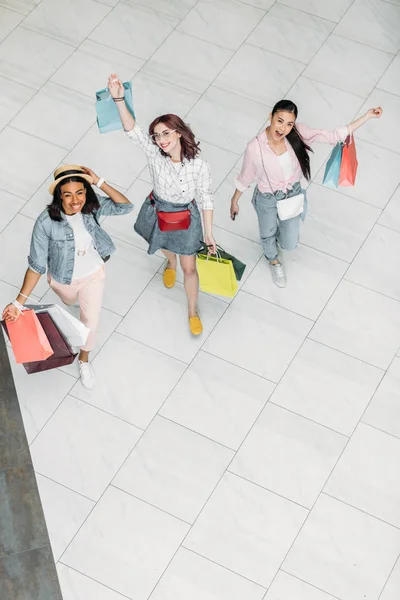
[150,129,177,142]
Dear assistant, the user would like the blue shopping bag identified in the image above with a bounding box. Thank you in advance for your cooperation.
[322,142,343,189]
[95,81,135,134]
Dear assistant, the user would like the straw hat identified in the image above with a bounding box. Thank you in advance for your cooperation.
[49,165,93,194]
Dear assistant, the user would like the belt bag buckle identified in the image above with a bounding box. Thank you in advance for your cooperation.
[276,192,304,221]
[156,209,191,232]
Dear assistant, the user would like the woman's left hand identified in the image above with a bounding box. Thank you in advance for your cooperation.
[367,107,383,119]
[204,234,217,255]
[81,166,99,185]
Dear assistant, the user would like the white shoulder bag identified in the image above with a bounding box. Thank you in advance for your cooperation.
[257,138,304,221]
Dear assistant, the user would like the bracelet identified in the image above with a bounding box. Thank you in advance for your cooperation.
[113,97,125,102]
[96,178,105,189]
[12,300,25,314]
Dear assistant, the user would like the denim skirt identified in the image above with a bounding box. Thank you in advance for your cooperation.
[134,193,203,256]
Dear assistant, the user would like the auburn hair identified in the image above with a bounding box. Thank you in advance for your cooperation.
[149,114,200,161]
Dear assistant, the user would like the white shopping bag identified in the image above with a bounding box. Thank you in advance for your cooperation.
[25,303,90,347]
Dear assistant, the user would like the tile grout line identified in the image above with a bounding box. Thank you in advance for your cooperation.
[57,562,132,600]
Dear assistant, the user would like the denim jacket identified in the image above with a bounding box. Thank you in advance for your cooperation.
[28,194,133,284]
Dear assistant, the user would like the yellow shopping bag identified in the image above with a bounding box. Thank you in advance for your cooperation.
[196,253,238,298]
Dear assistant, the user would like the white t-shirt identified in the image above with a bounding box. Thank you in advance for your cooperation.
[65,212,103,280]
[277,151,294,182]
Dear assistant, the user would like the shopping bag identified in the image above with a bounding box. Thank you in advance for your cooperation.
[198,243,246,281]
[322,142,343,189]
[95,81,135,134]
[2,313,77,374]
[25,303,89,347]
[196,254,238,298]
[339,135,358,187]
[1,309,53,364]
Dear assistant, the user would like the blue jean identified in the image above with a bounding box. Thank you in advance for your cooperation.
[252,183,307,261]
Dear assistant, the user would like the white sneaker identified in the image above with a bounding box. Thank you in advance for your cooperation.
[79,360,95,390]
[269,261,286,288]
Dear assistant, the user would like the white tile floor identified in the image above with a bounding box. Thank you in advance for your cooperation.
[1,0,400,598]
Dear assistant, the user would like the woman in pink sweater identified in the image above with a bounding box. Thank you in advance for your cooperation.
[230,100,382,287]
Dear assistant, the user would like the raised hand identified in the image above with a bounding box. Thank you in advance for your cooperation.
[107,73,124,99]
[367,106,383,119]
[81,166,99,185]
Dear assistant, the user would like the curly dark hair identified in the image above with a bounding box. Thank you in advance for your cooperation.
[47,176,100,221]
[149,114,200,161]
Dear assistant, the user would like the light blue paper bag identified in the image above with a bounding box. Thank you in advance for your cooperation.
[95,81,135,134]
[322,142,343,189]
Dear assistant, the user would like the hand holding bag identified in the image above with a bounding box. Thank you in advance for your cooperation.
[95,81,135,134]
[338,134,358,187]
[198,243,246,281]
[1,309,53,364]
[257,139,304,221]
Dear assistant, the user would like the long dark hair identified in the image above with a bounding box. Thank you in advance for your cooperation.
[149,114,200,161]
[271,100,313,180]
[47,177,100,221]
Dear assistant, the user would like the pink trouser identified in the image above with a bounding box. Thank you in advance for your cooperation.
[48,266,106,352]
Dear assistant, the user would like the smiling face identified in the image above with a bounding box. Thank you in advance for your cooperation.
[269,110,296,142]
[60,181,87,215]
[152,122,181,156]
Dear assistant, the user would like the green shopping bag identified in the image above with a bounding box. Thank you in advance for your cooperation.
[196,254,238,298]
[95,81,135,134]
[198,243,246,281]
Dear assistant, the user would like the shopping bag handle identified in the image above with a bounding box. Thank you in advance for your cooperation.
[199,240,225,253]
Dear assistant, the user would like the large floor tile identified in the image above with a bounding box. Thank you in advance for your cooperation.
[0,7,23,43]
[57,563,127,600]
[0,214,50,295]
[276,0,353,21]
[130,72,200,129]
[0,546,62,600]
[0,76,35,132]
[363,357,400,439]
[0,0,40,13]
[65,124,147,189]
[161,351,274,449]
[380,557,400,600]
[71,333,186,428]
[50,39,143,98]
[11,82,95,150]
[186,86,268,155]
[31,395,142,500]
[62,486,189,600]
[102,238,163,315]
[203,291,313,382]
[0,464,49,557]
[89,1,178,60]
[378,53,400,96]
[0,128,66,200]
[243,243,348,320]
[272,339,383,436]
[284,494,400,600]
[335,0,400,53]
[0,190,26,233]
[214,44,304,106]
[314,138,400,209]
[114,416,233,523]
[117,275,227,363]
[7,348,75,444]
[325,423,400,526]
[143,32,233,94]
[231,403,346,508]
[300,183,380,261]
[356,89,400,154]
[311,280,400,370]
[128,0,197,19]
[265,570,339,600]
[198,142,240,193]
[379,187,400,232]
[150,547,266,600]
[184,472,307,587]
[0,27,73,90]
[248,4,334,63]
[36,474,94,561]
[304,35,393,97]
[346,225,400,300]
[22,0,110,46]
[178,0,265,51]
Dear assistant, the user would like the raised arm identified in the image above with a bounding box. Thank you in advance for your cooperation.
[108,73,135,131]
[348,107,383,134]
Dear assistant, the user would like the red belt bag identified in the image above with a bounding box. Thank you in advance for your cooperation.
[150,192,191,232]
